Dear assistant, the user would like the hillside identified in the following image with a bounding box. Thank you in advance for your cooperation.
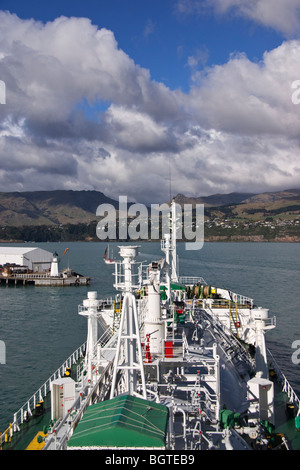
[0,188,299,242]
[206,188,300,222]
[0,190,118,226]
[173,189,300,222]
[173,192,255,207]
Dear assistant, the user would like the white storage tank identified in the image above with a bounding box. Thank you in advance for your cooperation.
[144,280,164,355]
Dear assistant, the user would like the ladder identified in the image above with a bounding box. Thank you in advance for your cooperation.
[229,300,241,338]
[113,300,122,332]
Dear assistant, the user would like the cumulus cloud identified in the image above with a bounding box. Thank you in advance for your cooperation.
[187,42,300,136]
[175,0,300,36]
[212,0,300,36]
[0,11,300,204]
[0,13,177,121]
[178,40,300,195]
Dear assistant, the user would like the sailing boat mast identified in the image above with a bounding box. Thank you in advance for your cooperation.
[104,244,115,264]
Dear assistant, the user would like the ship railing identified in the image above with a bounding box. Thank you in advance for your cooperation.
[113,260,141,291]
[1,342,87,444]
[201,291,253,307]
[138,263,153,286]
[267,348,300,416]
[228,291,254,307]
[43,360,115,450]
[207,299,252,310]
[81,325,118,380]
[201,306,256,370]
[78,297,115,314]
[179,276,207,286]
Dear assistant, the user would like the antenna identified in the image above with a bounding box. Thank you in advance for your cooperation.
[168,154,172,202]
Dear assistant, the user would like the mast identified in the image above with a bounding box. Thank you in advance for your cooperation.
[170,200,179,282]
[161,234,171,301]
[161,199,180,299]
[110,246,146,399]
[78,291,101,384]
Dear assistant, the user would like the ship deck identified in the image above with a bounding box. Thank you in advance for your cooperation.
[2,272,300,450]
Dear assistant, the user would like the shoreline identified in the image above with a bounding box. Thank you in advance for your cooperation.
[0,236,300,243]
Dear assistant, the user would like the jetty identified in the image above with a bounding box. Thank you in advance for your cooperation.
[0,270,90,286]
[0,248,90,287]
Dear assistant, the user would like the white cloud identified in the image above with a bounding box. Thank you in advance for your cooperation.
[143,19,156,38]
[102,105,179,153]
[0,12,176,121]
[175,0,300,36]
[0,11,300,205]
[186,43,300,136]
[177,40,300,195]
[187,47,209,70]
[212,0,300,36]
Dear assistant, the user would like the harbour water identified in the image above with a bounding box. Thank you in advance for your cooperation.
[0,241,299,431]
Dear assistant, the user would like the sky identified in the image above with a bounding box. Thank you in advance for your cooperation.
[1,0,300,204]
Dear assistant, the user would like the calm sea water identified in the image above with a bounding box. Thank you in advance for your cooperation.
[0,241,299,429]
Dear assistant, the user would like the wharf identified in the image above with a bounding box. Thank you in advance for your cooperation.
[0,270,90,287]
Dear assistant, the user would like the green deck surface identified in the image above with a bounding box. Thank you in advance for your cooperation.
[2,394,52,451]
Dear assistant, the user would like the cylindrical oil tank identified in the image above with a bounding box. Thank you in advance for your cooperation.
[144,283,164,355]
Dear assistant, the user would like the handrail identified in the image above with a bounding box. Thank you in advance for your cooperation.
[201,306,256,370]
[0,342,86,448]
[267,348,300,415]
[229,290,253,307]
[43,360,114,450]
[179,276,207,286]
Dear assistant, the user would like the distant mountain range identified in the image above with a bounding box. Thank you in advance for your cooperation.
[173,188,300,221]
[0,188,300,227]
[0,190,118,226]
[172,192,255,207]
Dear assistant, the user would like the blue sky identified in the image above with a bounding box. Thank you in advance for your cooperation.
[0,0,284,90]
[1,0,300,203]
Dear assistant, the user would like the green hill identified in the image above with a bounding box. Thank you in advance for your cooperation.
[0,190,118,226]
[0,188,299,242]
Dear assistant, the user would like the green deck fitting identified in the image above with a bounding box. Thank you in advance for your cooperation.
[160,283,186,291]
[67,394,169,449]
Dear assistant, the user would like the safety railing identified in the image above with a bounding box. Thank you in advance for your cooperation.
[179,276,207,286]
[0,342,86,449]
[43,360,115,450]
[267,348,300,416]
[229,290,253,307]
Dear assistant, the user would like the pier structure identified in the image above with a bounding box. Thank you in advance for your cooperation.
[0,272,90,286]
[0,247,90,286]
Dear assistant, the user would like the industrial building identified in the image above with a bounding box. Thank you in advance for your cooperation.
[0,247,53,272]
